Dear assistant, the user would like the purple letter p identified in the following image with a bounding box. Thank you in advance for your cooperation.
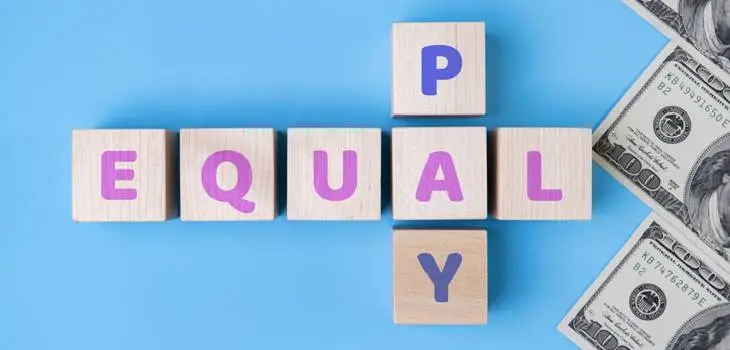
[421,45,463,96]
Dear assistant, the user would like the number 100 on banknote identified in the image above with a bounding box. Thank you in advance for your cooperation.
[593,43,730,273]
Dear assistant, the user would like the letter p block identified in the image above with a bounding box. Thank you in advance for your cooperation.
[72,129,177,222]
[393,229,487,325]
[392,22,485,116]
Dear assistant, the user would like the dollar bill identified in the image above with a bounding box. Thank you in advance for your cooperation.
[558,213,730,349]
[624,0,730,77]
[593,43,730,273]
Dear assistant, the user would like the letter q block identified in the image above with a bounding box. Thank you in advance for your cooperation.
[287,128,381,220]
[393,228,487,325]
[392,127,488,220]
[493,128,592,220]
[72,129,177,222]
[179,129,276,221]
[392,22,486,116]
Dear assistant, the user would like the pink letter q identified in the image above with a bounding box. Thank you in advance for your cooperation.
[201,150,256,213]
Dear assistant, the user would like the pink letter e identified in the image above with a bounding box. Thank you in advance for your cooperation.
[101,150,138,200]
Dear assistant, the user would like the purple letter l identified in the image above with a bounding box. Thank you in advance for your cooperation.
[527,151,563,201]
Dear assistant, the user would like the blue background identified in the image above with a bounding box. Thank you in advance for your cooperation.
[0,0,666,349]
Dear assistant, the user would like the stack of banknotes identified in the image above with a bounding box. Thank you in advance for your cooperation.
[558,0,730,349]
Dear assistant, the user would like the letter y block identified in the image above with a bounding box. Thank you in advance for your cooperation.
[393,228,487,324]
[72,129,177,222]
[492,128,592,220]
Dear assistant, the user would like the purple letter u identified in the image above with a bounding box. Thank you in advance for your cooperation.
[313,150,358,201]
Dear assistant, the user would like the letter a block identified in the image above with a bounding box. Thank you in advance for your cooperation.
[393,229,487,325]
[179,129,276,221]
[287,128,381,220]
[392,22,486,116]
[493,128,592,220]
[392,127,488,220]
[72,129,177,222]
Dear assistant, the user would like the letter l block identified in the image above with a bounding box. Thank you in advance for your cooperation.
[72,129,177,222]
[180,128,277,221]
[393,228,487,325]
[492,128,592,220]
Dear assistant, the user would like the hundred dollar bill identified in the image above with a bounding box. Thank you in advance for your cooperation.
[593,43,730,273]
[624,0,730,77]
[558,213,730,349]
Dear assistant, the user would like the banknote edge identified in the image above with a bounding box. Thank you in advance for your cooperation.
[557,214,657,348]
[590,39,730,275]
[557,213,730,348]
[591,42,678,145]
[622,0,730,84]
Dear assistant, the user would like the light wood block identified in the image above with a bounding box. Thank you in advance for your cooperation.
[392,22,486,117]
[287,128,381,220]
[179,128,276,221]
[391,127,488,220]
[393,228,487,325]
[492,128,592,220]
[72,129,177,222]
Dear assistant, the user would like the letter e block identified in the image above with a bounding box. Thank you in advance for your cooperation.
[72,129,177,222]
[392,22,486,116]
[392,127,488,220]
[393,228,487,325]
[493,128,592,220]
[180,128,276,221]
[287,128,381,220]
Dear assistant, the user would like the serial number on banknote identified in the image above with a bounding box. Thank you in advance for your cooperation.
[634,250,708,307]
[658,70,730,127]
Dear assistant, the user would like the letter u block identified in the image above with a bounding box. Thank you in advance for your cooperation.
[393,229,487,325]
[72,129,177,222]
[392,127,488,220]
[287,128,381,220]
[179,129,277,221]
[493,128,592,220]
[392,22,486,116]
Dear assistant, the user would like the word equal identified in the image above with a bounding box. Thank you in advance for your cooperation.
[71,127,591,222]
[70,22,592,326]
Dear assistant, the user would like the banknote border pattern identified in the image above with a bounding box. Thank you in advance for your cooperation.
[568,220,730,348]
[593,47,695,231]
[568,222,661,348]
[630,0,686,38]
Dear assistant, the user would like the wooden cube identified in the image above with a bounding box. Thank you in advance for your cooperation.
[287,128,381,220]
[492,128,592,220]
[179,128,276,221]
[72,129,177,222]
[392,22,486,117]
[391,127,488,220]
[393,228,487,325]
